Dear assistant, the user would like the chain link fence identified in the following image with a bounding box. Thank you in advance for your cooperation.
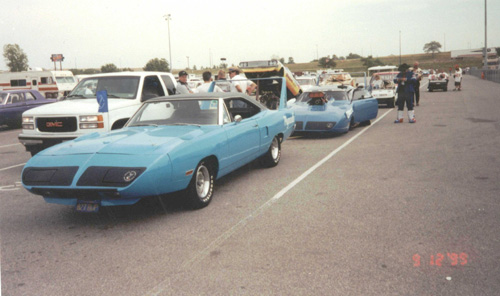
[468,68,500,84]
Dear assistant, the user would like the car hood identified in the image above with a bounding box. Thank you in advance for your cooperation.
[22,98,138,116]
[39,125,216,156]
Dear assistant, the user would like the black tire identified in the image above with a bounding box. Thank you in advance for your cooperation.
[261,136,281,168]
[361,120,371,126]
[186,161,214,209]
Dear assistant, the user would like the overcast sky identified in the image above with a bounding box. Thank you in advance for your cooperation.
[1,0,499,72]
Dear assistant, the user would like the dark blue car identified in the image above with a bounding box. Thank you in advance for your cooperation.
[0,90,56,128]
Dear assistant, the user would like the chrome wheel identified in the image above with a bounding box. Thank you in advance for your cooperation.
[270,137,280,161]
[195,165,210,200]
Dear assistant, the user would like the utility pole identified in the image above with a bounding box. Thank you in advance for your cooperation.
[186,56,190,70]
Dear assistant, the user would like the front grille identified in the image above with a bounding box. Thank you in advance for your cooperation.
[37,117,77,132]
[295,121,303,130]
[23,166,79,186]
[305,121,336,130]
[31,188,119,200]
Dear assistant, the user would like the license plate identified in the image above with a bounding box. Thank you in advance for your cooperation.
[76,201,100,213]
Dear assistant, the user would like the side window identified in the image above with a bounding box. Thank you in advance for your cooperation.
[10,94,22,104]
[141,76,165,102]
[224,97,261,119]
[32,79,37,86]
[25,92,36,101]
[161,75,176,95]
[10,79,27,87]
[40,77,48,84]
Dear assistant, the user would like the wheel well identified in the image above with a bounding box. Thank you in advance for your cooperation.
[111,118,129,130]
[201,155,219,179]
[276,133,284,142]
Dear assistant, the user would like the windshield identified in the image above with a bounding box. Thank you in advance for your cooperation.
[68,76,140,99]
[0,93,8,104]
[128,99,219,126]
[296,78,316,86]
[56,76,76,83]
[298,90,347,103]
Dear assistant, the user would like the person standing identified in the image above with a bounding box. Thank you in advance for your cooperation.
[412,61,423,106]
[453,64,463,91]
[394,63,417,123]
[176,71,194,94]
[196,71,223,93]
[228,67,257,95]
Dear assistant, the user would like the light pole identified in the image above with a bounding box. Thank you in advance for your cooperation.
[483,0,488,69]
[186,56,190,70]
[164,14,172,71]
[399,31,402,65]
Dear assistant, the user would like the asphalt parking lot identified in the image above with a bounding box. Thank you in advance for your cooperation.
[1,75,500,296]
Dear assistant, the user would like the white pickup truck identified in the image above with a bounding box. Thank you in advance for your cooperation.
[19,71,177,156]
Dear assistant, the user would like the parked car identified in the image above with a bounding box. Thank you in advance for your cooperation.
[0,90,56,128]
[318,70,356,87]
[21,91,295,212]
[428,73,449,92]
[290,85,378,134]
[18,72,177,156]
[367,66,399,108]
[295,76,318,92]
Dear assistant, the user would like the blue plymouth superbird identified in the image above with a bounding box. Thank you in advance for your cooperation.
[22,89,295,212]
[290,85,378,134]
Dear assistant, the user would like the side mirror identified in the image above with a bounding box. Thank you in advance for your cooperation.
[234,115,242,123]
[288,98,296,105]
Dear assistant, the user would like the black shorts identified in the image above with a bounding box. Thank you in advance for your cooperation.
[455,81,461,86]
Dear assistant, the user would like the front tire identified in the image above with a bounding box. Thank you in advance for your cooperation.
[186,161,214,209]
[261,136,281,168]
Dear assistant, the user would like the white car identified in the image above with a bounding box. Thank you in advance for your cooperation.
[296,76,318,91]
[19,71,177,156]
[367,66,399,108]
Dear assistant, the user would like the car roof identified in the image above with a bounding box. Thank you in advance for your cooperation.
[82,71,175,78]
[0,89,41,94]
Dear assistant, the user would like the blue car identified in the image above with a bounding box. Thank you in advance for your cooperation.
[290,85,378,134]
[21,91,295,212]
[0,90,56,128]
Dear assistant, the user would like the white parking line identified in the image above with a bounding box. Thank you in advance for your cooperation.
[0,143,22,149]
[145,108,394,296]
[0,163,26,172]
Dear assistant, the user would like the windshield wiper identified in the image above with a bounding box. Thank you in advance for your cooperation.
[129,123,158,127]
[169,123,201,127]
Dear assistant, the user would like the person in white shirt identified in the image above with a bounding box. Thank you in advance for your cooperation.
[372,74,384,89]
[228,67,257,95]
[196,71,223,93]
[453,65,463,91]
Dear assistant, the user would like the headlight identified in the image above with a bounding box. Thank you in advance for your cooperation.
[22,116,34,129]
[79,115,104,129]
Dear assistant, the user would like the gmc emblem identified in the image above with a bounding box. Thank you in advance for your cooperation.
[46,121,63,128]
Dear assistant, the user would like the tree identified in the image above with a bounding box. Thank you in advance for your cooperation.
[361,55,384,68]
[193,65,197,71]
[346,53,362,59]
[101,63,119,73]
[122,67,133,72]
[279,57,285,64]
[318,56,336,68]
[143,58,170,72]
[288,57,295,64]
[423,41,442,58]
[3,44,29,72]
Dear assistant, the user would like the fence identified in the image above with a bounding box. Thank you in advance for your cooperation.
[468,68,500,84]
